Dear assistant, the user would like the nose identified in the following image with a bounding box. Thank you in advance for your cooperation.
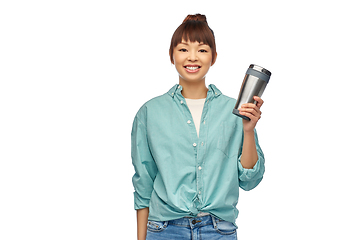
[187,50,198,62]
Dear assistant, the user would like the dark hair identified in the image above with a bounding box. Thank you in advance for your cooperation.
[169,14,216,64]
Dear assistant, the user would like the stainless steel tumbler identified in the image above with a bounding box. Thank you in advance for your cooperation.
[233,64,271,120]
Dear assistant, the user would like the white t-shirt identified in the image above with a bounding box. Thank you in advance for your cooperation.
[185,98,206,137]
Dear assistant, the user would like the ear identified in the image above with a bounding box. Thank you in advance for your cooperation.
[211,52,217,66]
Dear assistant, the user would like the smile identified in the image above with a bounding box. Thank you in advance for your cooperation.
[184,65,201,73]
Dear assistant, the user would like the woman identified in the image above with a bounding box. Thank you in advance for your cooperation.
[132,14,265,240]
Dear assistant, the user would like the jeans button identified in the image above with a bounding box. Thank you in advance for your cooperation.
[192,220,196,224]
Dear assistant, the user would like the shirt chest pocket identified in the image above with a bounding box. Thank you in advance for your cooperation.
[217,121,242,158]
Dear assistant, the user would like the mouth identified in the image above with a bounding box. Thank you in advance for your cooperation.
[184,65,201,73]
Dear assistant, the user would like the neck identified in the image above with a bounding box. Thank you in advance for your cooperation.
[179,78,208,99]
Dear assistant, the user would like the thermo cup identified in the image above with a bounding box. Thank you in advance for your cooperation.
[233,64,271,120]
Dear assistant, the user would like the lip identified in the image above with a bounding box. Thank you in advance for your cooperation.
[184,65,201,73]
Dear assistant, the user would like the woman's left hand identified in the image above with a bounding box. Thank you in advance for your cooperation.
[238,96,264,133]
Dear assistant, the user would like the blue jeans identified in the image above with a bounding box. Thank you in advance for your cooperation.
[146,215,237,240]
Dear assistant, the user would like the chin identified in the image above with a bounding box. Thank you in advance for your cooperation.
[179,77,206,83]
[179,73,208,83]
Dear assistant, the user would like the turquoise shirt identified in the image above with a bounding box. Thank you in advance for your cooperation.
[131,84,265,225]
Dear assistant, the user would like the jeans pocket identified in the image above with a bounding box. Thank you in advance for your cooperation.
[147,220,168,233]
[215,220,237,235]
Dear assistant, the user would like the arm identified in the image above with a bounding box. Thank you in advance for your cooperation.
[131,112,157,237]
[238,96,263,169]
[137,207,149,240]
[237,96,265,190]
[240,130,258,169]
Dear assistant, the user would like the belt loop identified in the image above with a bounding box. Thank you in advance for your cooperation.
[211,215,217,229]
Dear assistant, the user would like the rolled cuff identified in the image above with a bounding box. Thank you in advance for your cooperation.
[238,156,265,191]
[134,191,151,210]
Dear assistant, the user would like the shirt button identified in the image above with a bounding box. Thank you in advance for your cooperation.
[198,166,202,170]
[193,143,197,147]
[177,85,181,89]
[198,191,201,195]
[180,100,183,104]
[187,120,191,124]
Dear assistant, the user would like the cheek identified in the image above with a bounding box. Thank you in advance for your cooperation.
[172,54,180,65]
[203,54,213,65]
[174,52,185,61]
[173,57,182,68]
[204,58,213,68]
[173,56,184,75]
[173,55,185,69]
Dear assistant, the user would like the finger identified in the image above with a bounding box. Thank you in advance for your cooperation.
[254,96,264,108]
[239,106,260,116]
[239,106,261,119]
[239,109,259,122]
[239,103,261,115]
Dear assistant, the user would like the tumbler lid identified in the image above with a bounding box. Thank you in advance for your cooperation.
[249,64,271,77]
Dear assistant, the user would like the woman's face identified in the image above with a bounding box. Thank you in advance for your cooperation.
[173,39,215,84]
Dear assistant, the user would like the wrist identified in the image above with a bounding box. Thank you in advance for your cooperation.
[243,129,255,135]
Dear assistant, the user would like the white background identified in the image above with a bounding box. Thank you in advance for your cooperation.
[1,0,359,239]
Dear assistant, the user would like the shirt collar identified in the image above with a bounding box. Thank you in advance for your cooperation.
[167,84,222,99]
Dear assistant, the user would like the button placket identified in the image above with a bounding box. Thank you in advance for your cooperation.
[195,97,211,207]
[178,90,213,210]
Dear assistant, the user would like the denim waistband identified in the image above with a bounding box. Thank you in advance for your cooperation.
[168,215,220,229]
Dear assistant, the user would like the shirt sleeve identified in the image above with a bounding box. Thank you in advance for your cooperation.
[131,114,158,210]
[238,128,265,191]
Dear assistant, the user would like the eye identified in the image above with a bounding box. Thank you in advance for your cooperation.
[199,49,208,53]
[179,48,187,52]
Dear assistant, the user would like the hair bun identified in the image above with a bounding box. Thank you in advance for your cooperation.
[183,14,208,24]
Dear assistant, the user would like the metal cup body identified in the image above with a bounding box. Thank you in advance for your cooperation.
[233,65,271,120]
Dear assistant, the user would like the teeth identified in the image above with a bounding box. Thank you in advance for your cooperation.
[186,66,199,70]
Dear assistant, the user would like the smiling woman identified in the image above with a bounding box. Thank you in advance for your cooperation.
[132,13,265,240]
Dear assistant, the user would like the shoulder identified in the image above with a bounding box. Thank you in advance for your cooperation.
[219,93,236,104]
[134,92,171,121]
[216,93,237,110]
[208,84,236,106]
